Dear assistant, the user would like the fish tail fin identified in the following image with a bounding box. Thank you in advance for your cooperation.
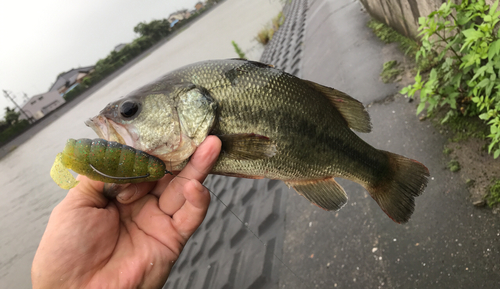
[366,151,429,224]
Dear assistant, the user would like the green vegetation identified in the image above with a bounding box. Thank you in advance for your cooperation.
[447,159,461,172]
[428,109,490,143]
[0,107,30,145]
[381,60,402,83]
[206,0,223,5]
[466,178,475,187]
[400,0,500,159]
[443,146,453,155]
[486,179,500,206]
[368,19,438,72]
[231,41,246,59]
[367,19,419,58]
[255,12,285,45]
[133,19,171,41]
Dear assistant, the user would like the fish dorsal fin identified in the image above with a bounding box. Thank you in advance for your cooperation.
[218,133,277,160]
[286,178,348,211]
[303,80,372,133]
[227,58,275,68]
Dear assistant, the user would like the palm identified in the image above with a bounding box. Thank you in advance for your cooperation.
[87,191,190,288]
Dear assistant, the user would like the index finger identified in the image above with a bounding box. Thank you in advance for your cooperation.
[157,136,221,216]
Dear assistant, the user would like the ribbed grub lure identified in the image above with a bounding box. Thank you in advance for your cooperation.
[50,138,167,189]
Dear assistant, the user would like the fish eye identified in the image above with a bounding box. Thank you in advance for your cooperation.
[120,101,139,118]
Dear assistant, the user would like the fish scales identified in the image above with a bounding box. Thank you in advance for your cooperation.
[164,61,383,182]
[86,59,429,223]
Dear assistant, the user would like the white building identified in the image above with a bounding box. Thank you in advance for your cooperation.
[19,91,65,121]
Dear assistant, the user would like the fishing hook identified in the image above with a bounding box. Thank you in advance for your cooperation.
[89,164,151,180]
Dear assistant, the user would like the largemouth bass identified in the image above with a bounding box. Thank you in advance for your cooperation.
[86,59,429,223]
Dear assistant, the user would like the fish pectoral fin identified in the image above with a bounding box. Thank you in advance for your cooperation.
[303,80,372,133]
[286,178,347,211]
[218,133,277,160]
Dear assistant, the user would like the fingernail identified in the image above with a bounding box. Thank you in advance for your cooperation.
[103,183,119,199]
[117,184,137,201]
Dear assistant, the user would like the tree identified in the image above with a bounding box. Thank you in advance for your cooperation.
[4,107,20,126]
[206,0,222,5]
[133,19,171,41]
[0,120,8,133]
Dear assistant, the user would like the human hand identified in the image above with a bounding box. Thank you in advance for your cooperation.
[32,135,221,289]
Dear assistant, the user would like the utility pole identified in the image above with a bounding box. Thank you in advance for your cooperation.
[3,90,32,123]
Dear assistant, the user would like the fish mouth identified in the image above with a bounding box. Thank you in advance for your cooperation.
[85,116,136,147]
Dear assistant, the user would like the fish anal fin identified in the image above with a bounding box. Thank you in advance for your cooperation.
[218,133,277,160]
[303,80,372,133]
[286,178,348,211]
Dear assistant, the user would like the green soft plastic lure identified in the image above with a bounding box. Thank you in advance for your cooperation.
[50,138,167,189]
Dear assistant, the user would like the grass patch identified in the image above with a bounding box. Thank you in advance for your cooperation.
[447,159,461,172]
[443,146,453,155]
[444,113,489,143]
[367,19,418,57]
[381,60,402,83]
[486,179,500,207]
[367,19,438,72]
[255,12,285,45]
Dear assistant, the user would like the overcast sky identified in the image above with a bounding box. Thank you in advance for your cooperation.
[0,0,202,118]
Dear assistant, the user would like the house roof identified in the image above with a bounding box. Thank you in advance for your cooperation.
[49,65,95,92]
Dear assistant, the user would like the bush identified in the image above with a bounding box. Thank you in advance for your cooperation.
[0,120,30,144]
[401,0,500,159]
[64,84,86,101]
[486,179,500,207]
[367,19,419,57]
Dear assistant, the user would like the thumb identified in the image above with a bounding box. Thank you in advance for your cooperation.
[65,175,109,208]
